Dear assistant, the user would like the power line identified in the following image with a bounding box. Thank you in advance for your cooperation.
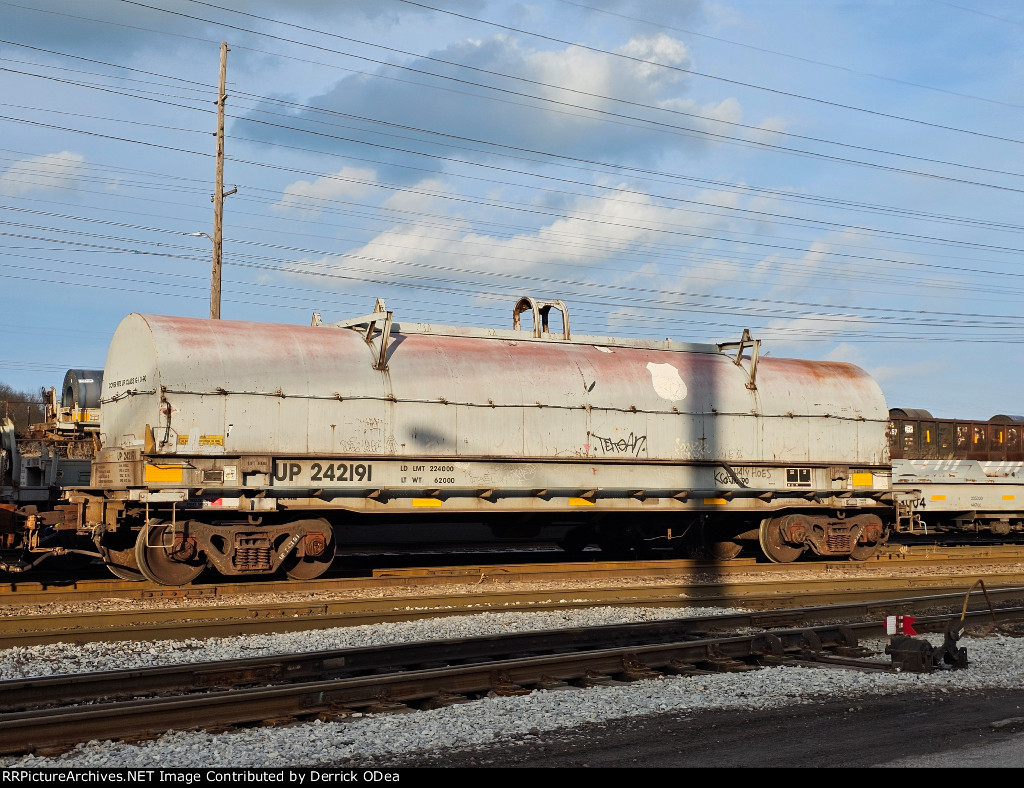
[553,0,1024,111]
[385,0,1024,145]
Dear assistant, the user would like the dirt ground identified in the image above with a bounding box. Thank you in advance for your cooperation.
[356,688,1024,768]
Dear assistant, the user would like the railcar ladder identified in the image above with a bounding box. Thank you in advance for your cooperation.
[893,490,926,535]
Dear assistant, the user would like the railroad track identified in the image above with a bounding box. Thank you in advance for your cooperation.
[4,571,1024,646]
[4,594,1022,758]
[4,543,1024,606]
[4,544,1023,647]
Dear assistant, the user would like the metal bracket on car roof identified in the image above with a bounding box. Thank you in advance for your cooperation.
[312,298,393,371]
[513,296,570,339]
[718,328,760,391]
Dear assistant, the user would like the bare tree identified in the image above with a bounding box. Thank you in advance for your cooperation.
[0,382,45,436]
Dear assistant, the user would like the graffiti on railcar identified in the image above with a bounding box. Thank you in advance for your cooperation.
[587,431,648,457]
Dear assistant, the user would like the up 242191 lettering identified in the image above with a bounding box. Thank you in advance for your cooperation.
[271,461,373,484]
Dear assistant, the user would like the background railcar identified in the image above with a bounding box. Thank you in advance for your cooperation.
[888,408,1024,463]
[0,370,102,568]
[889,409,1024,538]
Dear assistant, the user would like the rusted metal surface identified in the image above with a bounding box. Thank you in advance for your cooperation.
[100,312,888,466]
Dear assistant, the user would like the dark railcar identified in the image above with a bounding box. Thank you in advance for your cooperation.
[888,409,1024,463]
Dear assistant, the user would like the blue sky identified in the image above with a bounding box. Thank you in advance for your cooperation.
[1,0,1022,419]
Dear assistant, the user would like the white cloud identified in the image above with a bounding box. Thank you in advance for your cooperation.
[289,181,785,297]
[265,31,753,166]
[0,151,85,197]
[866,358,944,388]
[824,342,865,365]
[273,167,378,216]
[380,178,451,214]
[619,33,693,81]
[758,313,865,356]
[529,33,692,109]
[751,227,881,300]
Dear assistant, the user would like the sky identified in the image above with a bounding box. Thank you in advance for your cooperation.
[1,0,1022,419]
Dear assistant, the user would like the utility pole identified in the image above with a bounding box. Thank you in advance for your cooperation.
[210,41,237,319]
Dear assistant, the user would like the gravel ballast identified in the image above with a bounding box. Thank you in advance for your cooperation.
[2,605,1022,768]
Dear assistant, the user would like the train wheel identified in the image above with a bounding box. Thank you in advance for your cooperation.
[134,521,206,586]
[703,538,743,561]
[849,514,884,561]
[100,545,144,581]
[758,518,803,563]
[283,520,336,580]
[685,520,743,560]
[849,543,879,561]
[681,534,742,560]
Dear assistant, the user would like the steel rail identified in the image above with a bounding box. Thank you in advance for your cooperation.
[5,573,1024,647]
[4,543,1024,605]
